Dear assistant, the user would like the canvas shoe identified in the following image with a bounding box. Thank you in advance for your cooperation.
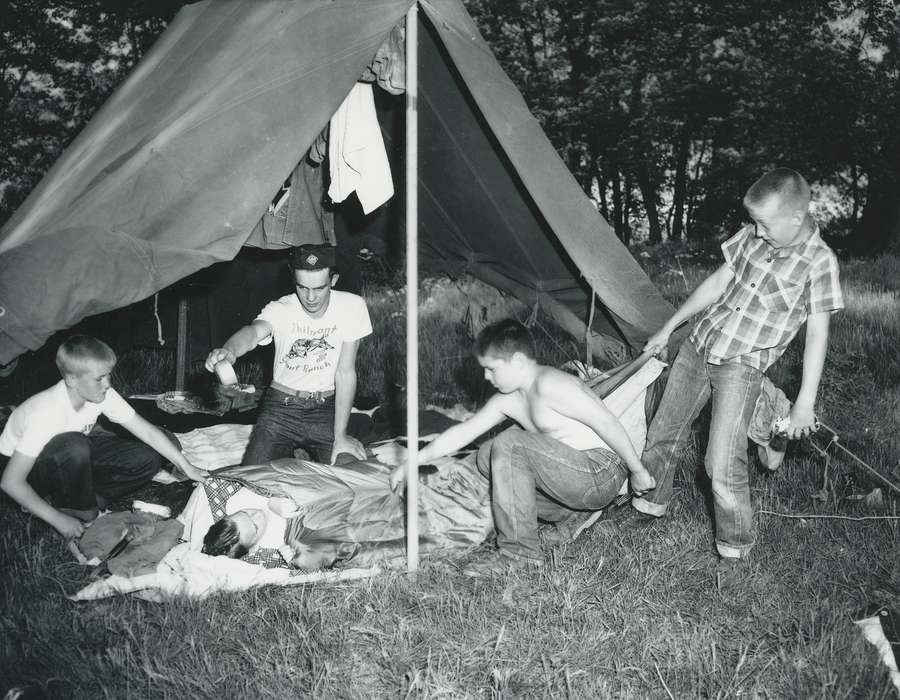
[540,510,606,546]
[615,507,661,531]
[715,557,748,590]
[462,553,543,578]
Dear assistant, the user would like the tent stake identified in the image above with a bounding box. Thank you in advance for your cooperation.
[405,2,420,573]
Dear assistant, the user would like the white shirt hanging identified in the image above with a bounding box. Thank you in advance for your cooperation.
[327,83,394,214]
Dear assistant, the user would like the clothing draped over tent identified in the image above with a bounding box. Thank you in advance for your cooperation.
[245,157,335,249]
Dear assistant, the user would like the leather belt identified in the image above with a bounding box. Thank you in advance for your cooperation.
[270,381,335,401]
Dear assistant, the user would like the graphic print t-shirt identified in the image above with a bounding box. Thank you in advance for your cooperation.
[256,290,372,392]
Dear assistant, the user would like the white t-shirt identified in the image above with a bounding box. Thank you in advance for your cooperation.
[225,489,287,550]
[0,380,135,458]
[256,290,372,392]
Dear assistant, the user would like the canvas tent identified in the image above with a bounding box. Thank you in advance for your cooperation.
[0,0,673,367]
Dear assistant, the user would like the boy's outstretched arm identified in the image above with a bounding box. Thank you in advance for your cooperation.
[389,398,506,491]
[0,453,86,539]
[121,413,208,483]
[331,339,366,463]
[541,373,655,494]
[788,311,831,439]
[644,263,734,357]
[205,320,273,372]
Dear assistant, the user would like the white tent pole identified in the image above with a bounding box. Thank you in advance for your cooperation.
[175,297,188,390]
[404,2,420,572]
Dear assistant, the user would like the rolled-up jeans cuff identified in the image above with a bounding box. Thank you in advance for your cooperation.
[716,542,753,559]
[632,496,667,517]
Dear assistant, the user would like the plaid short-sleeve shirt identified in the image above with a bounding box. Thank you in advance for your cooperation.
[689,223,843,372]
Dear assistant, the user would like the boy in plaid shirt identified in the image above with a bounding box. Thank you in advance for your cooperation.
[626,168,843,583]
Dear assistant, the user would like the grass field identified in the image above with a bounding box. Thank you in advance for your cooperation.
[1,249,899,698]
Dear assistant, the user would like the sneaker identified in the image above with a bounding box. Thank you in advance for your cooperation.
[715,557,747,590]
[462,553,543,578]
[540,510,605,546]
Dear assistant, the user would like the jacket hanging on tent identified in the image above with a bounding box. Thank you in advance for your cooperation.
[246,157,335,249]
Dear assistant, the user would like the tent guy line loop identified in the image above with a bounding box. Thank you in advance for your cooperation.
[755,420,900,522]
[806,420,900,498]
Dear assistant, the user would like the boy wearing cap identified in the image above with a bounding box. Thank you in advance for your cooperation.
[623,168,843,584]
[205,244,372,466]
[0,335,208,540]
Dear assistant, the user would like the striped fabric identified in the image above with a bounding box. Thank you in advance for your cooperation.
[690,224,843,371]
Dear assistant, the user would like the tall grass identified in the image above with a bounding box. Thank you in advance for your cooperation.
[1,254,899,698]
[358,275,587,409]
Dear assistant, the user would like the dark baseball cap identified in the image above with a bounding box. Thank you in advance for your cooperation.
[289,244,336,271]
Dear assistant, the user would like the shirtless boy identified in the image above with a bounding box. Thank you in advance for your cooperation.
[390,318,654,576]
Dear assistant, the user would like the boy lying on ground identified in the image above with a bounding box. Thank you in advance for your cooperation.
[0,335,208,540]
[186,453,489,572]
[199,485,303,568]
[201,498,367,572]
[390,318,656,577]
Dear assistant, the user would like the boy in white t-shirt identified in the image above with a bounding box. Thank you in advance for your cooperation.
[205,244,372,466]
[0,336,208,540]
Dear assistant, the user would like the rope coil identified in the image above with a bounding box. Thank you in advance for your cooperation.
[153,293,165,346]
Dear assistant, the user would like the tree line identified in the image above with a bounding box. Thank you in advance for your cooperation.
[2,0,898,252]
[0,0,177,225]
[467,0,899,252]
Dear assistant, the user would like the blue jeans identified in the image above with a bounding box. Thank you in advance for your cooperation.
[242,388,335,465]
[476,427,629,563]
[632,340,763,559]
[0,431,166,510]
